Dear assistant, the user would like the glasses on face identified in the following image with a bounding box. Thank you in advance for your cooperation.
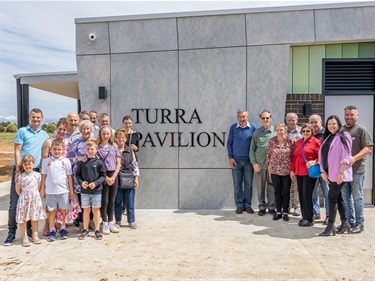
[261,117,270,120]
[301,130,311,133]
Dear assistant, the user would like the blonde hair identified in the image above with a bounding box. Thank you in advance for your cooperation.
[115,128,128,140]
[86,139,98,148]
[19,155,35,173]
[96,125,114,145]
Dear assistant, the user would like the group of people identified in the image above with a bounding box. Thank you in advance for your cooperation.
[4,109,141,246]
[227,106,373,236]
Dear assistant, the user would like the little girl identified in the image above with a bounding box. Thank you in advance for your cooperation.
[16,155,47,247]
[97,125,121,234]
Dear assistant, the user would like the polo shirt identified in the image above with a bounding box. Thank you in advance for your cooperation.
[41,156,72,194]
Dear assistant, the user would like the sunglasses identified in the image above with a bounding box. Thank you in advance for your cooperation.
[301,130,311,133]
[261,117,270,120]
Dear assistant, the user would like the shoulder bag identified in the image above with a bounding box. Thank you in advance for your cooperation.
[302,140,321,178]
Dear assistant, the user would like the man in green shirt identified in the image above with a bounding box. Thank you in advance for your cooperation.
[250,109,276,216]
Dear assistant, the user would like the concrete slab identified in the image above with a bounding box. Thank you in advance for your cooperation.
[0,181,374,280]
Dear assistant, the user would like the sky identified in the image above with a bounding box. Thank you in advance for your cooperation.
[0,0,369,124]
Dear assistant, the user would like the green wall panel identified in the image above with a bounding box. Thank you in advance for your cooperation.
[309,45,325,94]
[342,43,358,58]
[292,46,309,94]
[287,48,293,94]
[325,44,342,58]
[359,42,375,58]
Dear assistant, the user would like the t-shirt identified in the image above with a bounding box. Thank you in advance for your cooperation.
[41,156,72,194]
[97,144,121,171]
[343,123,374,173]
[14,125,49,168]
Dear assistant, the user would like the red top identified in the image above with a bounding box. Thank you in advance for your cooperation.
[290,136,321,176]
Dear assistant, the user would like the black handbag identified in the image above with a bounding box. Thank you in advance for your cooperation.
[119,169,135,189]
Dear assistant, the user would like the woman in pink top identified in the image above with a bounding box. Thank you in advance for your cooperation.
[318,115,352,236]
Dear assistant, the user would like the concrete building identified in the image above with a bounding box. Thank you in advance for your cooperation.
[15,1,375,208]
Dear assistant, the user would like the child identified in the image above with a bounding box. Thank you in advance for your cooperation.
[16,155,47,247]
[96,126,121,234]
[41,139,75,241]
[114,130,139,229]
[75,139,106,240]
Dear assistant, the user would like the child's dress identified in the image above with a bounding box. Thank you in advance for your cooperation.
[16,171,47,222]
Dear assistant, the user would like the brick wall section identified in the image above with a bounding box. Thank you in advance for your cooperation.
[285,94,324,124]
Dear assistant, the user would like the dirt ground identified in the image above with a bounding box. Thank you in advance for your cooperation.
[0,140,13,183]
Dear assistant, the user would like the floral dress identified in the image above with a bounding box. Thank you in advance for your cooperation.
[16,172,47,223]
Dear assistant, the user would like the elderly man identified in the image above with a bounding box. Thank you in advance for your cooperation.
[4,108,49,246]
[342,105,373,234]
[66,112,80,147]
[285,112,302,216]
[309,114,329,224]
[250,109,276,216]
[227,109,257,214]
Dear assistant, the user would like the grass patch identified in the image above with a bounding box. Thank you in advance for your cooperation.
[0,133,15,141]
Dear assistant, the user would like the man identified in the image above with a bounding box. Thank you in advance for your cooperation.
[227,109,257,214]
[250,109,276,216]
[66,112,80,148]
[93,113,115,137]
[4,108,49,246]
[79,111,90,121]
[342,105,373,234]
[285,112,302,216]
[309,114,329,224]
[89,110,99,131]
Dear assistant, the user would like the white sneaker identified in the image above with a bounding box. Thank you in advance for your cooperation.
[101,223,110,235]
[109,223,119,233]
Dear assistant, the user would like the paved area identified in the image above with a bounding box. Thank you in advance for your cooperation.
[0,180,374,280]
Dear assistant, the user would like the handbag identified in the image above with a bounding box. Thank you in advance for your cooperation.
[119,169,135,189]
[302,140,321,178]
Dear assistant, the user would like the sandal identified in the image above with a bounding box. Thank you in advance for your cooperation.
[22,237,30,247]
[32,234,42,244]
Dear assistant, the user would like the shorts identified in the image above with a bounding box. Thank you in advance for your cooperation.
[81,193,102,208]
[46,193,69,211]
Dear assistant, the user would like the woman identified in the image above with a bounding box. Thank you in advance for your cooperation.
[318,115,352,236]
[42,119,69,159]
[67,120,94,230]
[266,123,295,221]
[122,115,140,154]
[114,129,139,229]
[290,124,321,227]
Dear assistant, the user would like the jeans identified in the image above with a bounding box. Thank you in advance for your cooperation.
[101,171,118,223]
[115,188,135,224]
[297,175,317,223]
[341,173,365,225]
[231,159,254,208]
[254,169,275,211]
[313,177,329,216]
[327,182,347,224]
[271,174,291,213]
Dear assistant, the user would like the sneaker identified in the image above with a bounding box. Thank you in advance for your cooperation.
[94,230,103,240]
[4,233,16,246]
[293,207,301,216]
[129,222,137,229]
[78,229,89,240]
[258,209,266,216]
[60,229,68,240]
[109,223,119,233]
[47,230,57,242]
[101,223,110,235]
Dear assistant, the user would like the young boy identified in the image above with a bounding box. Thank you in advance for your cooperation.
[75,139,106,240]
[41,139,74,241]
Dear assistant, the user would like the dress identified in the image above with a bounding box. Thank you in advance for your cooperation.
[16,172,47,223]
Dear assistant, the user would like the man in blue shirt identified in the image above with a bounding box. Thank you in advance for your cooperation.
[4,108,49,246]
[227,109,257,214]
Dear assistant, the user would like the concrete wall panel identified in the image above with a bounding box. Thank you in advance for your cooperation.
[76,55,111,115]
[110,52,179,169]
[246,10,315,45]
[178,14,246,49]
[179,47,247,168]
[247,45,290,126]
[110,19,178,53]
[136,169,179,209]
[76,23,110,55]
[315,7,375,43]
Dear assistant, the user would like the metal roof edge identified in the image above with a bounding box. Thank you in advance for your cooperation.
[14,71,78,80]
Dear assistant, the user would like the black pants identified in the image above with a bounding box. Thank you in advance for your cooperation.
[297,175,317,223]
[101,171,119,222]
[271,174,291,213]
[328,181,347,224]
